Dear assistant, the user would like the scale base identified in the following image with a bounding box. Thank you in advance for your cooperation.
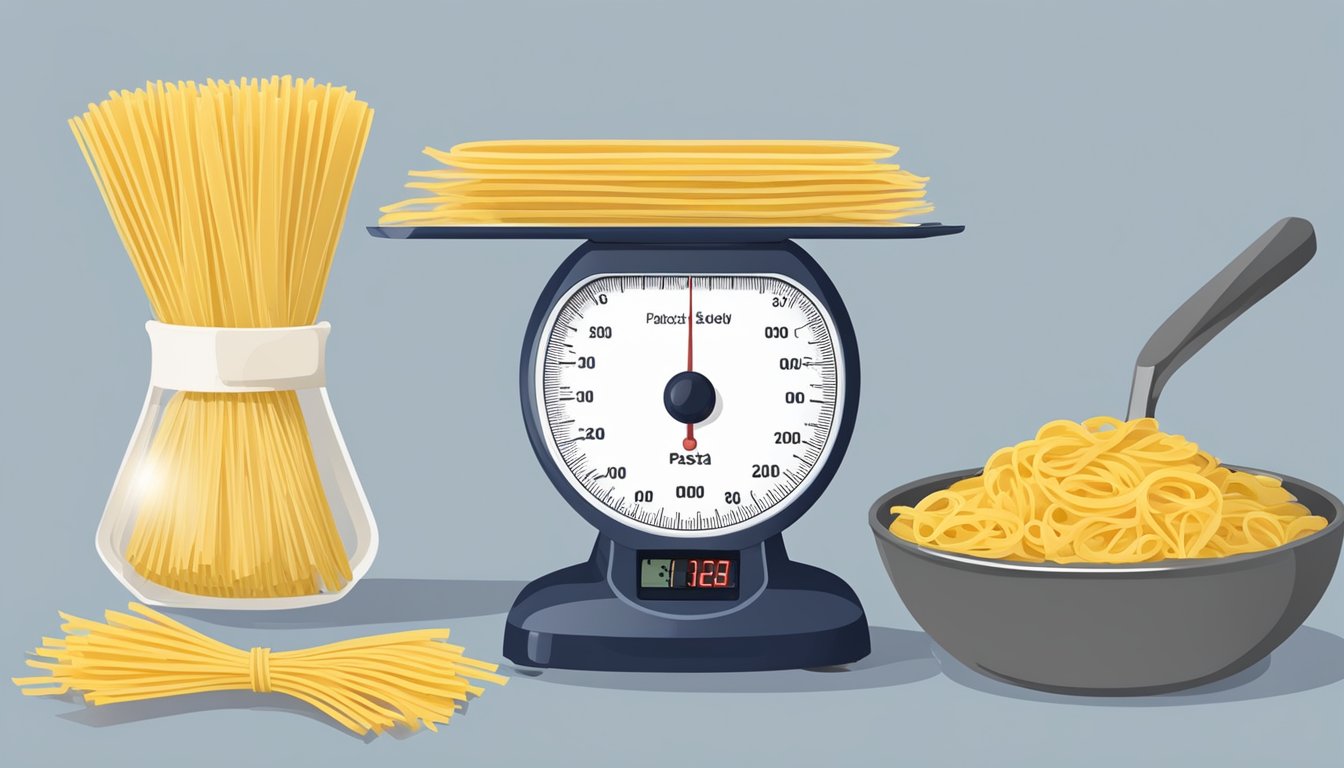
[503,535,870,672]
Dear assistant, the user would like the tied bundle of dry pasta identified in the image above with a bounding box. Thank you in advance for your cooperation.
[72,78,375,603]
[380,140,934,225]
[890,417,1329,563]
[13,604,506,736]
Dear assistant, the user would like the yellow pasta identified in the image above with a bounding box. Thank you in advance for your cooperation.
[126,393,351,596]
[381,139,934,225]
[889,417,1328,563]
[13,603,506,736]
[70,78,373,596]
[448,138,901,158]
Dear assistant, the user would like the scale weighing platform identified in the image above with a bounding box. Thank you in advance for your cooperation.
[370,223,963,672]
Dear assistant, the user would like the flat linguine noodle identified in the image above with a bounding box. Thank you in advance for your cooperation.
[889,417,1328,563]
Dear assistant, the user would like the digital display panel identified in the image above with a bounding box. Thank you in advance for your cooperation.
[637,552,739,600]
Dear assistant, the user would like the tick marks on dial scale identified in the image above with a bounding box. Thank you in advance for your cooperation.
[541,275,839,532]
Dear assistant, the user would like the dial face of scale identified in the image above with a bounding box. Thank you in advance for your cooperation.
[536,274,844,538]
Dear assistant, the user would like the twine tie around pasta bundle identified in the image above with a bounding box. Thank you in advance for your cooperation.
[13,604,507,736]
[72,78,378,609]
[249,647,272,693]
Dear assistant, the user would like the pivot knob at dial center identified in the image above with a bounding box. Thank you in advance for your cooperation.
[664,371,716,424]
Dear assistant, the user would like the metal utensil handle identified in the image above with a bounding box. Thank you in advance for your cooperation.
[1126,217,1316,420]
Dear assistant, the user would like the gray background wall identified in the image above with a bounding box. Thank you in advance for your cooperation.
[1,1,1340,766]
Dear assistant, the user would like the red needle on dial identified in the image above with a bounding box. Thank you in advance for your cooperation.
[683,276,697,452]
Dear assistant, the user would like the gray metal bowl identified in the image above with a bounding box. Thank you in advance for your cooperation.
[869,466,1344,695]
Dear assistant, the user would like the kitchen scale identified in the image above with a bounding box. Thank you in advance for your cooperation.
[370,223,963,671]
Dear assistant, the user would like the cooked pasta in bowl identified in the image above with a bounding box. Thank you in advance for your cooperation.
[869,417,1342,695]
[889,417,1328,563]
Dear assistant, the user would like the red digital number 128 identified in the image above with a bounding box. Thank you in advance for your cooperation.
[686,559,731,588]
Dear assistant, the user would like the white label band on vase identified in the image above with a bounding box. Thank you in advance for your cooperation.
[145,321,330,392]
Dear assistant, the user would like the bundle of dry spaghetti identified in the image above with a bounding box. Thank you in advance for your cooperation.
[13,603,506,735]
[890,417,1328,563]
[71,78,373,596]
[380,140,933,225]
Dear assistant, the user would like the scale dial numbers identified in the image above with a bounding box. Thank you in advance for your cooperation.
[537,274,843,537]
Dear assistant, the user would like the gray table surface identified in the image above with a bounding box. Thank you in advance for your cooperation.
[3,1,1341,766]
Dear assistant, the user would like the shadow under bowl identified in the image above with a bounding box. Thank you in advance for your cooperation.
[868,465,1344,696]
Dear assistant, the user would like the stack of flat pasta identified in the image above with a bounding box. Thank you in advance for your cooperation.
[890,417,1329,563]
[380,140,933,226]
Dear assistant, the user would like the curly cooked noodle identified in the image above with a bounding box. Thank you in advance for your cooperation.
[889,417,1328,563]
